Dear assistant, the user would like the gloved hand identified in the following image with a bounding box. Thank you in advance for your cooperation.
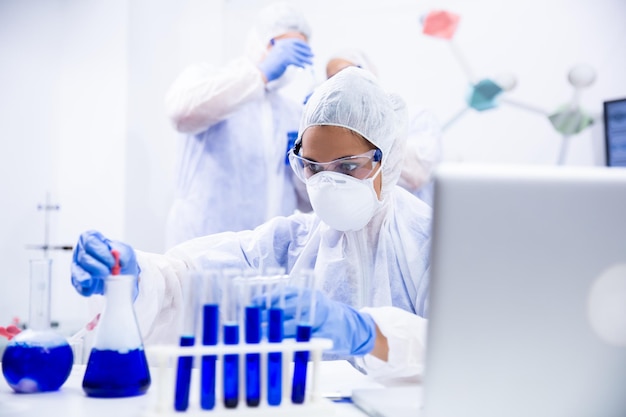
[259,287,377,356]
[71,230,139,297]
[257,38,314,83]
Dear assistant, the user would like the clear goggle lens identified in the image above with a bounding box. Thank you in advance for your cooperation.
[289,148,383,182]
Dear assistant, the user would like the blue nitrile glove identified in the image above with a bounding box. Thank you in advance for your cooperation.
[71,230,139,297]
[258,287,376,356]
[257,38,314,82]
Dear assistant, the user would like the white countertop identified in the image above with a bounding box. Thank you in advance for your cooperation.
[0,360,390,417]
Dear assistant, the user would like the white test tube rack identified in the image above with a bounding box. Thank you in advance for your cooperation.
[143,338,335,417]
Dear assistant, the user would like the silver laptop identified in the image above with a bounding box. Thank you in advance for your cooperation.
[422,164,626,417]
[353,164,626,417]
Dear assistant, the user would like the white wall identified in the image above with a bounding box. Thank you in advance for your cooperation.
[0,0,128,335]
[1,0,625,334]
[125,0,223,253]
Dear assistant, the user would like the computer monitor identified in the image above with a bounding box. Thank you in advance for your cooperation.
[604,97,626,167]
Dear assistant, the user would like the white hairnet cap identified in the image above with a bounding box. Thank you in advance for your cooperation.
[299,67,408,199]
[255,2,311,44]
[329,48,378,77]
[245,2,312,63]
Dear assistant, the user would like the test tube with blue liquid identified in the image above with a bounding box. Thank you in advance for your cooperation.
[173,272,200,411]
[82,250,151,397]
[291,270,316,404]
[242,274,263,407]
[222,271,242,409]
[200,270,221,410]
[265,268,287,406]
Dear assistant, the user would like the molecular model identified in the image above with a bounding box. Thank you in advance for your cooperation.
[420,9,597,165]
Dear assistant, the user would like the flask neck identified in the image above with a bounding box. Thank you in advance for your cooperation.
[104,275,135,309]
[94,274,143,351]
[29,259,52,331]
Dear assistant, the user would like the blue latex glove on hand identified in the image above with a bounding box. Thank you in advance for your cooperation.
[71,230,139,297]
[257,38,313,82]
[260,287,376,356]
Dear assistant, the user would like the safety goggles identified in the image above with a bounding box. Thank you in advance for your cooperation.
[289,148,383,182]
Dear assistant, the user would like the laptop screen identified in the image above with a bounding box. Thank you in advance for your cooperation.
[604,98,626,167]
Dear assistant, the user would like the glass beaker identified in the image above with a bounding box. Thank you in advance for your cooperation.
[1,259,74,393]
[82,270,151,397]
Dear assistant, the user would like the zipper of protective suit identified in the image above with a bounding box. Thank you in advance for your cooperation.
[347,231,372,309]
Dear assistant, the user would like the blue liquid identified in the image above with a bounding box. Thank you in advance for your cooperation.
[201,304,218,410]
[223,324,239,409]
[83,348,151,397]
[174,335,195,411]
[245,306,261,407]
[267,308,284,406]
[267,352,282,406]
[245,353,260,407]
[2,337,73,393]
[291,325,311,404]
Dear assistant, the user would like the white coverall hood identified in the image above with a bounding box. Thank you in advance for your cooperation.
[244,1,312,64]
[299,66,408,202]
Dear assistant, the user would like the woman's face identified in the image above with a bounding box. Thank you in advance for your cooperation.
[300,125,382,199]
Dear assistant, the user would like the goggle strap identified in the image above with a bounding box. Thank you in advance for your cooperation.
[293,138,302,155]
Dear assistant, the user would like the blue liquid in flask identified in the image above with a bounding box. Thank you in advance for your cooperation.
[82,268,151,398]
[2,259,73,394]
[83,348,151,397]
[2,330,73,393]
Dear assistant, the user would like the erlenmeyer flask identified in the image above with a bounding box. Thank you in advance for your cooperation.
[1,259,74,393]
[82,250,151,397]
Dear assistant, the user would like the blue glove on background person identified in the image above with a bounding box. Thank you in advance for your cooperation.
[71,230,139,297]
[260,287,377,356]
[258,38,314,82]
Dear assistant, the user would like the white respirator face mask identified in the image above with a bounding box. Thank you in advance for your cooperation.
[306,169,382,232]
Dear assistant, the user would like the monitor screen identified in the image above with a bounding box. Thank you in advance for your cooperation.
[604,98,626,167]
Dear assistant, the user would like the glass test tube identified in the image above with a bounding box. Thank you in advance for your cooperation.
[222,271,241,409]
[200,270,220,410]
[266,269,286,406]
[243,275,262,407]
[291,270,316,404]
[174,271,200,411]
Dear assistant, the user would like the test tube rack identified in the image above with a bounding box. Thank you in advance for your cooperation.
[144,338,336,416]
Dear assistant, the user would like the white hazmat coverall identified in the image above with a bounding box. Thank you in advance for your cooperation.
[164,3,312,249]
[134,68,431,380]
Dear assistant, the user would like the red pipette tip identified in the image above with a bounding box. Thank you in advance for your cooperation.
[111,249,121,275]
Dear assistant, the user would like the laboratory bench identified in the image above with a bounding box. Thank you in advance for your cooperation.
[0,360,400,417]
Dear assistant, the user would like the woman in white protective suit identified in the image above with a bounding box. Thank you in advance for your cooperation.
[325,48,443,206]
[71,67,432,380]
[164,2,314,249]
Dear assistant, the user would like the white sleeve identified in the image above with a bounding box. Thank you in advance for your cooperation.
[165,57,266,135]
[132,250,190,345]
[356,306,428,381]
